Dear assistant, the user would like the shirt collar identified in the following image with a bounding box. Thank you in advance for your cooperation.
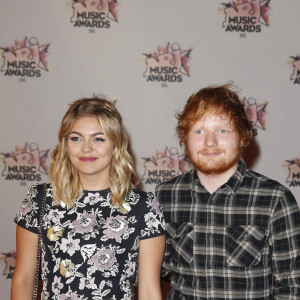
[224,158,246,192]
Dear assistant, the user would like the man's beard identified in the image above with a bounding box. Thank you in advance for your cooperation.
[186,145,241,176]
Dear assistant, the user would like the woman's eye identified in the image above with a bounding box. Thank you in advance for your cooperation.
[70,136,81,141]
[94,137,105,142]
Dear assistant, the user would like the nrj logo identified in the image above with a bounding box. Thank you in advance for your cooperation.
[1,143,50,182]
[143,42,192,83]
[221,0,271,33]
[288,55,300,84]
[284,157,300,187]
[141,147,193,185]
[0,37,50,77]
[242,97,268,136]
[0,251,16,279]
[71,0,118,28]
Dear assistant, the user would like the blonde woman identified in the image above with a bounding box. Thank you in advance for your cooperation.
[11,98,166,300]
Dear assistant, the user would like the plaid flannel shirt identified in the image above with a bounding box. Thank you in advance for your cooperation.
[156,159,300,299]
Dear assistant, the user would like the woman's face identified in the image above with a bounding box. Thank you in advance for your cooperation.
[67,116,114,189]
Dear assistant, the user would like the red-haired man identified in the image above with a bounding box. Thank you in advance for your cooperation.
[156,83,300,299]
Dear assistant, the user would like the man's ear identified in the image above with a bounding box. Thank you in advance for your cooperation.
[240,138,244,149]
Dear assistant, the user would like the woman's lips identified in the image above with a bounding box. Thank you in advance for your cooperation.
[79,157,97,162]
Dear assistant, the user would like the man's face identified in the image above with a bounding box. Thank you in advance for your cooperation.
[186,113,242,176]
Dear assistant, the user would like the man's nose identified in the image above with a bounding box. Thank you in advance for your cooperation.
[204,132,218,148]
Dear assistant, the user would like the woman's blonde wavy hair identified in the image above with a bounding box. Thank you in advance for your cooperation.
[50,97,138,207]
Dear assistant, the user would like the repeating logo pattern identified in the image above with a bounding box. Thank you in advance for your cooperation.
[141,147,193,185]
[0,251,16,279]
[1,143,50,182]
[0,37,50,77]
[284,157,300,187]
[143,42,192,83]
[289,55,300,84]
[221,0,271,33]
[71,0,118,28]
[242,97,268,136]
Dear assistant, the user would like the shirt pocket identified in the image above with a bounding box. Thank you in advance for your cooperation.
[226,225,266,268]
[167,222,194,264]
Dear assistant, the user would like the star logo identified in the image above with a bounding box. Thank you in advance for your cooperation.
[283,157,300,187]
[143,42,192,78]
[71,0,118,24]
[141,147,193,185]
[1,143,51,178]
[288,55,300,84]
[222,0,271,25]
[0,37,50,73]
[242,97,268,130]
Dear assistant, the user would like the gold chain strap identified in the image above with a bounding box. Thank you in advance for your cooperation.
[32,183,47,300]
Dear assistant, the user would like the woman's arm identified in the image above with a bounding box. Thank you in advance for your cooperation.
[11,225,38,300]
[138,235,166,300]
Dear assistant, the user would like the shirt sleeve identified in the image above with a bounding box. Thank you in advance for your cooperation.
[270,189,300,298]
[155,184,171,276]
[14,184,44,234]
[161,236,171,277]
[139,192,166,240]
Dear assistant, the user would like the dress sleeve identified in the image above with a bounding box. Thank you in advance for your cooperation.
[139,192,166,240]
[14,184,44,234]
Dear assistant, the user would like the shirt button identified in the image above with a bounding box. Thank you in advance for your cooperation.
[208,265,211,269]
[209,200,214,205]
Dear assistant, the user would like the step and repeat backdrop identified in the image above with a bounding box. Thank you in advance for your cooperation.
[0,0,299,298]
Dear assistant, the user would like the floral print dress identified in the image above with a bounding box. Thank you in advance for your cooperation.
[15,184,166,300]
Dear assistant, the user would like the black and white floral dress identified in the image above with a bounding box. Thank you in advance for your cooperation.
[15,184,166,300]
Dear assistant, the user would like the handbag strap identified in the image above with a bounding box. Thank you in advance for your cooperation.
[32,183,47,300]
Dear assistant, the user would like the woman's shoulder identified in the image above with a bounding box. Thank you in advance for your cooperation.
[27,182,52,194]
[15,183,52,227]
[121,188,154,211]
[24,183,53,205]
[125,188,160,214]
